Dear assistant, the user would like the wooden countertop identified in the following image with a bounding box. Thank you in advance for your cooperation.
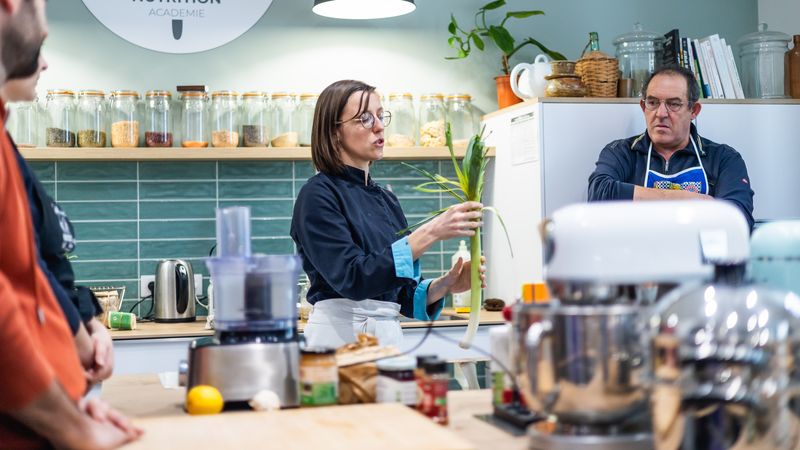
[101,374,524,450]
[111,310,506,341]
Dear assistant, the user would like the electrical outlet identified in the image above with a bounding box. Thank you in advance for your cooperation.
[139,275,156,299]
[194,274,203,297]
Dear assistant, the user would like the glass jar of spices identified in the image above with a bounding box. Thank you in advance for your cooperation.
[376,356,417,406]
[386,93,416,147]
[446,94,476,147]
[271,92,298,147]
[240,91,271,147]
[180,91,209,148]
[296,93,317,147]
[109,90,140,148]
[211,90,239,148]
[419,359,449,425]
[76,90,107,147]
[44,89,77,147]
[7,99,40,148]
[143,90,174,147]
[300,347,339,407]
[418,93,446,147]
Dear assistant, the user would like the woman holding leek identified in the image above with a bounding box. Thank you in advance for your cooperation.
[290,79,485,348]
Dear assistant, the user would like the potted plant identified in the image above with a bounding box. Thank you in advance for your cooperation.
[446,0,566,108]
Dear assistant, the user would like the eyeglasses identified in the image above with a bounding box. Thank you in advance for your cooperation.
[337,110,392,129]
[643,97,689,112]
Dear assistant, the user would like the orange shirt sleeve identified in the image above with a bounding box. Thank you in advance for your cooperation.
[0,272,55,411]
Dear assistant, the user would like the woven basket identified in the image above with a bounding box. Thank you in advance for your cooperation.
[576,50,619,97]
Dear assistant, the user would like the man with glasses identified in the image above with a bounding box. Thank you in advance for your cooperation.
[588,66,754,229]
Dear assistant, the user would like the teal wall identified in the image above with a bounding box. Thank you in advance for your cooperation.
[34,0,758,309]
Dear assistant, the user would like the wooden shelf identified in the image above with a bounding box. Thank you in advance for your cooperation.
[20,146,494,161]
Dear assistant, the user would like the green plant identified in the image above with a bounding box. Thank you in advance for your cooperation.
[402,124,512,349]
[447,0,566,75]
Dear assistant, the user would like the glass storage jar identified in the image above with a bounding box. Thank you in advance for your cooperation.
[44,89,77,147]
[738,23,792,99]
[296,93,317,147]
[210,90,239,148]
[446,94,476,147]
[7,100,39,148]
[613,23,664,97]
[418,93,446,147]
[271,92,298,147]
[386,93,416,147]
[109,90,140,148]
[180,91,209,148]
[76,90,107,147]
[240,91,271,147]
[143,90,174,147]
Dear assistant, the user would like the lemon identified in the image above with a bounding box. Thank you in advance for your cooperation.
[186,385,224,415]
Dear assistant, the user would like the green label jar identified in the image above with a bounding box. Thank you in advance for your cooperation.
[300,347,339,406]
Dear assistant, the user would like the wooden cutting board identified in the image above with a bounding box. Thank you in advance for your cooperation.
[125,403,475,450]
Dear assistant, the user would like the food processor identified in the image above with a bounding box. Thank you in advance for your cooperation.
[179,206,301,407]
[513,201,751,450]
[749,220,800,295]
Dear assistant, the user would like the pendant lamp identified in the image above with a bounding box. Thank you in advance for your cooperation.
[312,0,416,20]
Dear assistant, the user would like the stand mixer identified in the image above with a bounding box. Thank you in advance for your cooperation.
[179,206,301,407]
[513,201,751,450]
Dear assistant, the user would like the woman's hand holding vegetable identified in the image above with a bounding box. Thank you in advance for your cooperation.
[427,256,486,306]
[408,201,483,260]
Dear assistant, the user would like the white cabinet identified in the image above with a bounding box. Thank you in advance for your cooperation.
[481,98,800,303]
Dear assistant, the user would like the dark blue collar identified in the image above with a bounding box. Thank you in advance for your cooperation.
[336,164,376,187]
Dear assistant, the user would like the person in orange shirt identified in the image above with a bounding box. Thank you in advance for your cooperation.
[0,1,141,448]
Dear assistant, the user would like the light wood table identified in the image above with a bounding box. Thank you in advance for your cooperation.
[101,374,525,450]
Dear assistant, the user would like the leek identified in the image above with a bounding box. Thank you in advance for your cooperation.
[403,123,511,349]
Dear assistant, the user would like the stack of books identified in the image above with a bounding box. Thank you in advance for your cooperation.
[662,29,745,99]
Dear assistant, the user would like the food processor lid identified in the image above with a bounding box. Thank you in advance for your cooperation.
[750,220,800,259]
[612,22,663,46]
[737,23,791,47]
[247,254,302,272]
[651,281,800,354]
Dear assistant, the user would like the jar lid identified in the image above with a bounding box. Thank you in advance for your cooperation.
[423,359,447,374]
[447,93,471,100]
[612,22,663,46]
[389,92,413,100]
[180,91,207,98]
[47,89,75,96]
[111,90,140,98]
[79,89,105,97]
[737,23,791,47]
[301,346,336,355]
[242,91,268,98]
[145,90,172,98]
[415,354,437,367]
[376,355,416,371]
[420,93,445,101]
[271,92,292,99]
[299,93,318,100]
[211,90,239,98]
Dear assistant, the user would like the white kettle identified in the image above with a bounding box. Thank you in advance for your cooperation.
[510,54,552,99]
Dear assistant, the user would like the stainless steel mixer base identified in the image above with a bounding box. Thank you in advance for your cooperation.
[528,428,653,450]
[186,337,300,407]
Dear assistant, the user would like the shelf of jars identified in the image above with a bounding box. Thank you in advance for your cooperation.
[19,145,495,161]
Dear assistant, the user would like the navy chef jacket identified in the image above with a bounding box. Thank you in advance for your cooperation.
[291,165,444,321]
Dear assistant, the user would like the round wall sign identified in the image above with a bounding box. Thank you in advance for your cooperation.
[81,0,273,54]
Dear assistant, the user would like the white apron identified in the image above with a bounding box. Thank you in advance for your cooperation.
[304,298,403,348]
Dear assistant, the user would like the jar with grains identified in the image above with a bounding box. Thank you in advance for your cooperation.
[240,91,271,147]
[386,93,416,147]
[418,93,446,147]
[210,90,239,148]
[109,90,140,148]
[144,90,174,147]
[446,94,476,147]
[300,347,339,407]
[7,99,40,148]
[271,92,298,148]
[376,356,417,406]
[44,89,76,147]
[295,93,317,147]
[180,91,209,148]
[76,90,107,147]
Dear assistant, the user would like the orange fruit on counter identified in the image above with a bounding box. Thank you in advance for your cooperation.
[186,385,224,415]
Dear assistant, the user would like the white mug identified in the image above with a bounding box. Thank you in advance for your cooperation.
[510,54,552,99]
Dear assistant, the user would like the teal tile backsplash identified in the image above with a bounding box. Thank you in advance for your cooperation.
[43,159,457,312]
